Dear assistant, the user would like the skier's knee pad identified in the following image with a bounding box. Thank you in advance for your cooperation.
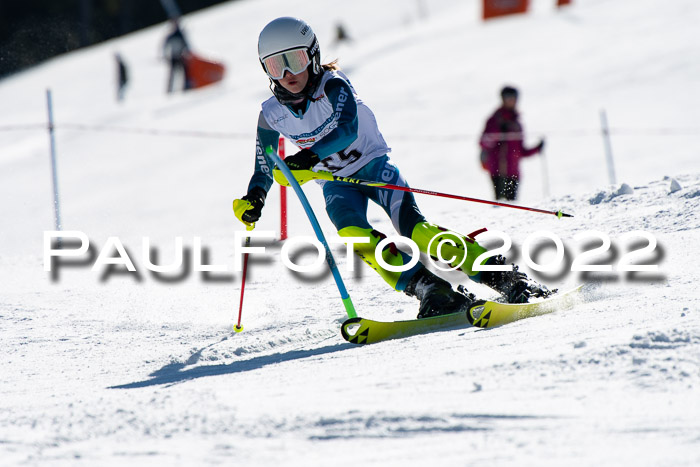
[338,226,416,291]
[410,222,487,276]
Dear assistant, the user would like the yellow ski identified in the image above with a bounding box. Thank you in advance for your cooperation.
[341,312,468,345]
[467,286,583,328]
[340,286,583,345]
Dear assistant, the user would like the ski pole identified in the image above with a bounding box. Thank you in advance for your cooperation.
[234,235,251,332]
[273,169,573,218]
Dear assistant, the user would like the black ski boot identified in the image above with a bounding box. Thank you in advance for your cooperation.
[404,267,475,319]
[480,255,555,303]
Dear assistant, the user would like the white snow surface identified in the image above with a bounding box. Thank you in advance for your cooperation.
[1,0,700,465]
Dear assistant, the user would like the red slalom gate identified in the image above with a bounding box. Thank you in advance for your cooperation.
[482,0,529,20]
[279,137,288,241]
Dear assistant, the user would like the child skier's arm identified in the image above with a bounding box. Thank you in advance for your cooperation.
[247,112,280,194]
[234,112,280,228]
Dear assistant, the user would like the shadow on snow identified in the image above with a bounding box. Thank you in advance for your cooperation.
[110,342,353,389]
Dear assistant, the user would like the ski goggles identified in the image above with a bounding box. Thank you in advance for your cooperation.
[261,48,311,80]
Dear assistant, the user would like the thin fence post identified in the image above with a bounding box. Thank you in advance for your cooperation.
[278,136,287,241]
[600,109,617,185]
[46,89,62,236]
[540,146,550,198]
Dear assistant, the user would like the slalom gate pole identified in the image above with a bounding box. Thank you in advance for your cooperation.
[274,169,573,218]
[278,137,288,241]
[234,235,251,332]
[265,146,357,319]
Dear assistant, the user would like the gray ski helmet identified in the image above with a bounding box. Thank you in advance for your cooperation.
[258,17,321,78]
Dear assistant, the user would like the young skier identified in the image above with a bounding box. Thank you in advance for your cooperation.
[234,17,551,318]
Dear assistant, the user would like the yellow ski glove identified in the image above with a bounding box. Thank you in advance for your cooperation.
[233,187,266,231]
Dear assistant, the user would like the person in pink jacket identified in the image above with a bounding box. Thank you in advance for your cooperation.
[480,86,544,200]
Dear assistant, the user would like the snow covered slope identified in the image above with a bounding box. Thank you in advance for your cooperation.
[1,0,699,465]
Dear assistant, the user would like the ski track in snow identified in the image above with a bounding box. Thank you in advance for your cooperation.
[1,0,700,465]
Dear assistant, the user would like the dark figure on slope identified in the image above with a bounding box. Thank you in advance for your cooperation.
[163,19,191,93]
[480,86,544,200]
[115,53,128,102]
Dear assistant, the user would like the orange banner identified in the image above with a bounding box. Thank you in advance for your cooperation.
[185,53,225,89]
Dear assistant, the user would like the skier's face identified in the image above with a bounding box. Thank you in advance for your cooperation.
[503,96,517,109]
[278,69,309,95]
